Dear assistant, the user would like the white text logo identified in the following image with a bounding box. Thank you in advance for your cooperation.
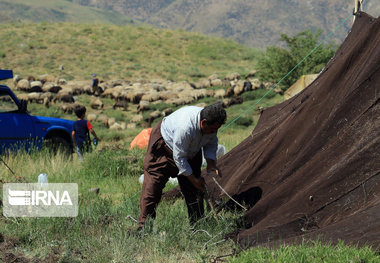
[3,183,78,217]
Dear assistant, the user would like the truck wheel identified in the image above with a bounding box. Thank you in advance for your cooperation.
[44,136,72,156]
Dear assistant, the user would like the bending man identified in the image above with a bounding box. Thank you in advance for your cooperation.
[138,102,226,230]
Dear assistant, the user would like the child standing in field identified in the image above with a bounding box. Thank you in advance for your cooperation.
[72,105,100,161]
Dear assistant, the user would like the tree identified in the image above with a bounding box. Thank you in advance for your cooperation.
[257,30,337,90]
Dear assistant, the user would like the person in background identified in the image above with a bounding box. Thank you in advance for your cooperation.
[72,105,100,161]
[92,73,100,95]
[137,102,226,231]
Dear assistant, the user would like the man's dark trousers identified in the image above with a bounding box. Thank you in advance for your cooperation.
[138,121,204,228]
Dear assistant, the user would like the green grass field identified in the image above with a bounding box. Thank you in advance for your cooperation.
[1,148,379,262]
[2,80,379,263]
[0,22,260,83]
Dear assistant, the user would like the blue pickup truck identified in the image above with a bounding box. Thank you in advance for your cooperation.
[0,70,74,155]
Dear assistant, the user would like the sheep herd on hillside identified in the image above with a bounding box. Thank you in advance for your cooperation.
[12,72,279,130]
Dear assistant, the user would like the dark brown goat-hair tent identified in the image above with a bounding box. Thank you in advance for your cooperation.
[205,12,379,248]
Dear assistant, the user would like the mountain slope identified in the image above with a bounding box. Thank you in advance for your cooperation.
[1,0,379,47]
[70,0,380,47]
[0,0,134,25]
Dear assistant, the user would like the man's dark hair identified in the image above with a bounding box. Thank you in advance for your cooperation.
[74,105,86,118]
[200,102,227,125]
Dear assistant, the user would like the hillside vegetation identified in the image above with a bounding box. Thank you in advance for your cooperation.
[0,22,260,82]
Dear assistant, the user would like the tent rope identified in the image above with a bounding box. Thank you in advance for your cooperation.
[219,13,353,133]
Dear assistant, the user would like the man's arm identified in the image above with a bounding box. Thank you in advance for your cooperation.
[89,129,100,141]
[172,128,194,176]
[71,131,76,147]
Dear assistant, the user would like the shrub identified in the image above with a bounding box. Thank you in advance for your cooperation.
[235,116,254,127]
[257,29,336,91]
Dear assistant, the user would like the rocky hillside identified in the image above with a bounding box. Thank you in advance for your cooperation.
[2,0,379,47]
[71,0,380,47]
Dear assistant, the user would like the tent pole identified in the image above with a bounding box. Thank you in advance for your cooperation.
[353,0,363,23]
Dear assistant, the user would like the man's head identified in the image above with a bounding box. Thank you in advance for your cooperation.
[74,105,86,119]
[200,102,226,134]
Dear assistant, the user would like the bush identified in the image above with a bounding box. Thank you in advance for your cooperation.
[257,30,337,90]
[235,116,254,127]
[241,89,276,101]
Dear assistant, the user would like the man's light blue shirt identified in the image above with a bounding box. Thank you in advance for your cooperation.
[161,106,218,176]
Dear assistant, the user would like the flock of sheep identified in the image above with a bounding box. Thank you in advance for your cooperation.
[13,72,278,130]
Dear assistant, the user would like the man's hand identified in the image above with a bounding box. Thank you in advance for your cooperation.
[205,159,222,177]
[187,174,205,191]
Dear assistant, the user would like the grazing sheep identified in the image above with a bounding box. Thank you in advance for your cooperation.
[225,72,241,81]
[87,113,97,122]
[225,87,234,97]
[109,122,123,131]
[250,78,263,90]
[43,96,50,108]
[208,74,219,81]
[113,97,128,111]
[42,82,62,93]
[243,80,252,92]
[222,97,243,108]
[166,98,186,106]
[40,92,53,106]
[16,79,30,91]
[194,79,211,89]
[38,74,56,84]
[137,100,150,112]
[53,93,75,103]
[17,93,29,102]
[30,81,43,90]
[159,91,178,101]
[144,110,161,125]
[27,92,42,103]
[13,75,21,87]
[141,92,160,102]
[127,123,137,129]
[233,80,252,96]
[57,79,67,85]
[90,98,104,110]
[108,117,116,127]
[60,103,80,114]
[131,114,143,123]
[97,114,109,128]
[162,108,173,116]
[101,86,124,98]
[210,79,223,87]
[214,89,226,98]
[196,103,207,108]
[126,91,144,104]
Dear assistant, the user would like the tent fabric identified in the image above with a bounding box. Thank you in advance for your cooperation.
[204,12,380,249]
[129,128,152,150]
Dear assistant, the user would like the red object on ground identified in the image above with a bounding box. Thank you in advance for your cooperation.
[130,128,152,150]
